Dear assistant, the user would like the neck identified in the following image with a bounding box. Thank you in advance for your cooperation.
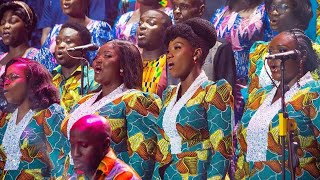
[142,47,165,61]
[68,16,90,27]
[61,64,81,79]
[101,81,123,97]
[9,43,30,56]
[179,67,202,97]
[139,3,162,15]
[16,99,31,124]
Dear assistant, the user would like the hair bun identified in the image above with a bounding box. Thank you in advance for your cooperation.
[184,18,217,49]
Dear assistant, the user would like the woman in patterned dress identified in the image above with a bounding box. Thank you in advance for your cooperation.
[0,1,39,77]
[211,0,273,122]
[0,58,68,179]
[152,17,234,179]
[247,0,316,95]
[236,29,320,179]
[61,40,161,180]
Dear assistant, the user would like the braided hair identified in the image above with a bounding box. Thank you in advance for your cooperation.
[286,28,319,74]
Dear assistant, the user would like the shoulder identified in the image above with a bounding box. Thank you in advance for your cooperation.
[246,85,273,110]
[203,79,233,104]
[122,90,162,108]
[90,20,112,31]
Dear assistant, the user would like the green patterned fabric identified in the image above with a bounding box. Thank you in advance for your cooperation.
[152,79,234,180]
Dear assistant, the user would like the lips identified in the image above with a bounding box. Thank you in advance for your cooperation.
[55,51,64,60]
[137,32,146,40]
[94,66,102,74]
[2,31,10,38]
[63,2,71,9]
[168,62,174,70]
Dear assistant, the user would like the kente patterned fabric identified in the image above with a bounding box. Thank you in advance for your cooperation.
[142,54,167,97]
[61,90,161,180]
[69,149,141,180]
[52,65,99,113]
[0,104,68,179]
[236,73,320,179]
[152,79,234,179]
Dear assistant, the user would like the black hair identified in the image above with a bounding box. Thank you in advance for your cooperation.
[265,0,312,31]
[285,29,319,73]
[61,22,92,45]
[164,17,216,65]
[0,2,37,39]
[4,58,60,111]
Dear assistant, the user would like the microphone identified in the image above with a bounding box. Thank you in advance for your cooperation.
[265,50,301,60]
[67,44,99,52]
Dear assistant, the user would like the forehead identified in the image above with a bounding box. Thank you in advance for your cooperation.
[6,63,28,74]
[271,0,294,5]
[100,42,118,52]
[173,0,194,4]
[58,27,80,38]
[269,32,297,48]
[141,10,164,21]
[170,36,192,46]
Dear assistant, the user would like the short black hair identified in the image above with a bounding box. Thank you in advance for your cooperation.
[164,17,216,65]
[265,0,312,31]
[61,22,92,45]
[0,1,37,39]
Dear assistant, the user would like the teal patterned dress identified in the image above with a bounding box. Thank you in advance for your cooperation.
[152,78,234,180]
[0,104,68,179]
[61,89,161,180]
[236,73,320,179]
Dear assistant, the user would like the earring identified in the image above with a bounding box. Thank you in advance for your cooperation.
[120,69,124,73]
[193,57,197,64]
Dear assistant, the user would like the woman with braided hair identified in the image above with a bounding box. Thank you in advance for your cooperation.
[236,29,320,179]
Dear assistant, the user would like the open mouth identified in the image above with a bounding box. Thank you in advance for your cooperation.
[168,62,174,70]
[63,2,71,9]
[137,32,146,39]
[94,66,102,74]
[2,31,10,38]
[55,51,64,60]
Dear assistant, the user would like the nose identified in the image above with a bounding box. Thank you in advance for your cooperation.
[174,6,181,15]
[167,50,173,59]
[139,21,146,30]
[72,144,81,158]
[3,21,10,29]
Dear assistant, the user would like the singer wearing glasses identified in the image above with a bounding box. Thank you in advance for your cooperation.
[52,22,98,113]
[236,29,320,179]
[247,0,319,94]
[61,40,161,179]
[0,58,68,179]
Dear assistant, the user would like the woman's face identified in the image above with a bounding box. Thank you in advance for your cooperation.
[60,0,88,17]
[167,37,196,79]
[268,0,297,32]
[3,62,29,105]
[268,32,301,84]
[0,10,28,46]
[92,42,122,86]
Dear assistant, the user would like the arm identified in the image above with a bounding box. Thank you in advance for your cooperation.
[125,92,161,180]
[41,104,69,178]
[205,80,234,179]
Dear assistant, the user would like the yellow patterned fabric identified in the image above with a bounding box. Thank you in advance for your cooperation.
[236,79,320,179]
[52,65,98,113]
[152,79,234,179]
[142,54,167,97]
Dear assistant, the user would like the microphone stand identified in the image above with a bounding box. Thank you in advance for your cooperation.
[279,60,296,180]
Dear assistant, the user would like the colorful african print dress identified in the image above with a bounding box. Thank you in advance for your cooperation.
[152,71,234,179]
[61,84,161,180]
[39,20,113,70]
[247,41,320,96]
[52,65,99,113]
[236,72,320,179]
[0,104,68,179]
[113,7,173,46]
[142,54,167,97]
[70,149,141,180]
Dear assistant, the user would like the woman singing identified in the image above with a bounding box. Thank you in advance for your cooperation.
[236,29,320,179]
